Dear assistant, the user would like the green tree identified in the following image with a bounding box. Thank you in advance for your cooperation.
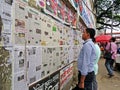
[94,0,120,31]
[0,47,11,90]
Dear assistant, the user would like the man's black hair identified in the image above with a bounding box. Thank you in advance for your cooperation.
[111,37,116,42]
[86,28,96,39]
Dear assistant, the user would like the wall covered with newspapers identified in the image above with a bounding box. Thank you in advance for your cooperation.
[0,0,95,90]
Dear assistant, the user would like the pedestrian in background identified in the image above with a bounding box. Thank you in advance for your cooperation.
[77,28,96,90]
[105,37,117,78]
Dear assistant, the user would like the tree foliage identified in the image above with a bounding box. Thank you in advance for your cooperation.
[94,0,120,31]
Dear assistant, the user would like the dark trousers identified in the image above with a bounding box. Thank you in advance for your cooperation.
[110,59,115,69]
[105,59,113,75]
[93,75,98,90]
[78,71,95,90]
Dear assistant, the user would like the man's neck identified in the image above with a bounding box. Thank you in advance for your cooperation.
[84,37,90,41]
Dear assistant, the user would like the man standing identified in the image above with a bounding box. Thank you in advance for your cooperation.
[78,28,96,90]
[93,38,101,90]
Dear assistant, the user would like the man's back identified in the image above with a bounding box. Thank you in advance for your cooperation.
[94,44,101,75]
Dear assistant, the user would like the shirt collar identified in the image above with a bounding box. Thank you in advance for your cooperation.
[83,39,92,44]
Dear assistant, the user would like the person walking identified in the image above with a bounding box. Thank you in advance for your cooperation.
[105,37,117,78]
[77,28,96,90]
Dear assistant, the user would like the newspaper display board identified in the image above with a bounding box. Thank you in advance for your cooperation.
[0,0,94,90]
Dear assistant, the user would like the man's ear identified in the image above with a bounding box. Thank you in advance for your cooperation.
[87,33,90,38]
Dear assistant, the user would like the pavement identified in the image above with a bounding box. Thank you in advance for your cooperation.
[97,58,120,90]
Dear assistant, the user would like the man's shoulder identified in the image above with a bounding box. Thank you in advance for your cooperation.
[87,40,94,45]
[111,42,117,46]
[84,41,94,48]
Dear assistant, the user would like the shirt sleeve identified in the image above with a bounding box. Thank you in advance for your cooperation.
[80,43,92,75]
[111,43,117,59]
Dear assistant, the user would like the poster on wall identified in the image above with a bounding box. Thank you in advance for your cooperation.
[41,47,55,78]
[27,46,42,84]
[69,0,78,9]
[13,45,28,90]
[4,0,13,5]
[36,0,46,9]
[1,0,12,20]
[62,47,69,65]
[67,29,74,45]
[61,26,66,45]
[60,63,73,90]
[57,0,64,20]
[71,12,77,27]
[45,0,57,16]
[59,46,70,67]
[85,1,95,28]
[40,14,54,46]
[59,47,64,67]
[15,1,28,45]
[68,46,74,63]
[0,0,12,46]
[73,45,80,60]
[52,21,60,46]
[78,0,83,15]
[28,0,38,9]
[78,0,90,27]
[64,6,71,24]
[27,7,41,45]
[29,71,60,90]
[65,26,70,45]
[52,47,61,70]
[14,71,28,90]
[28,0,45,10]
[14,46,26,73]
[57,22,63,45]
